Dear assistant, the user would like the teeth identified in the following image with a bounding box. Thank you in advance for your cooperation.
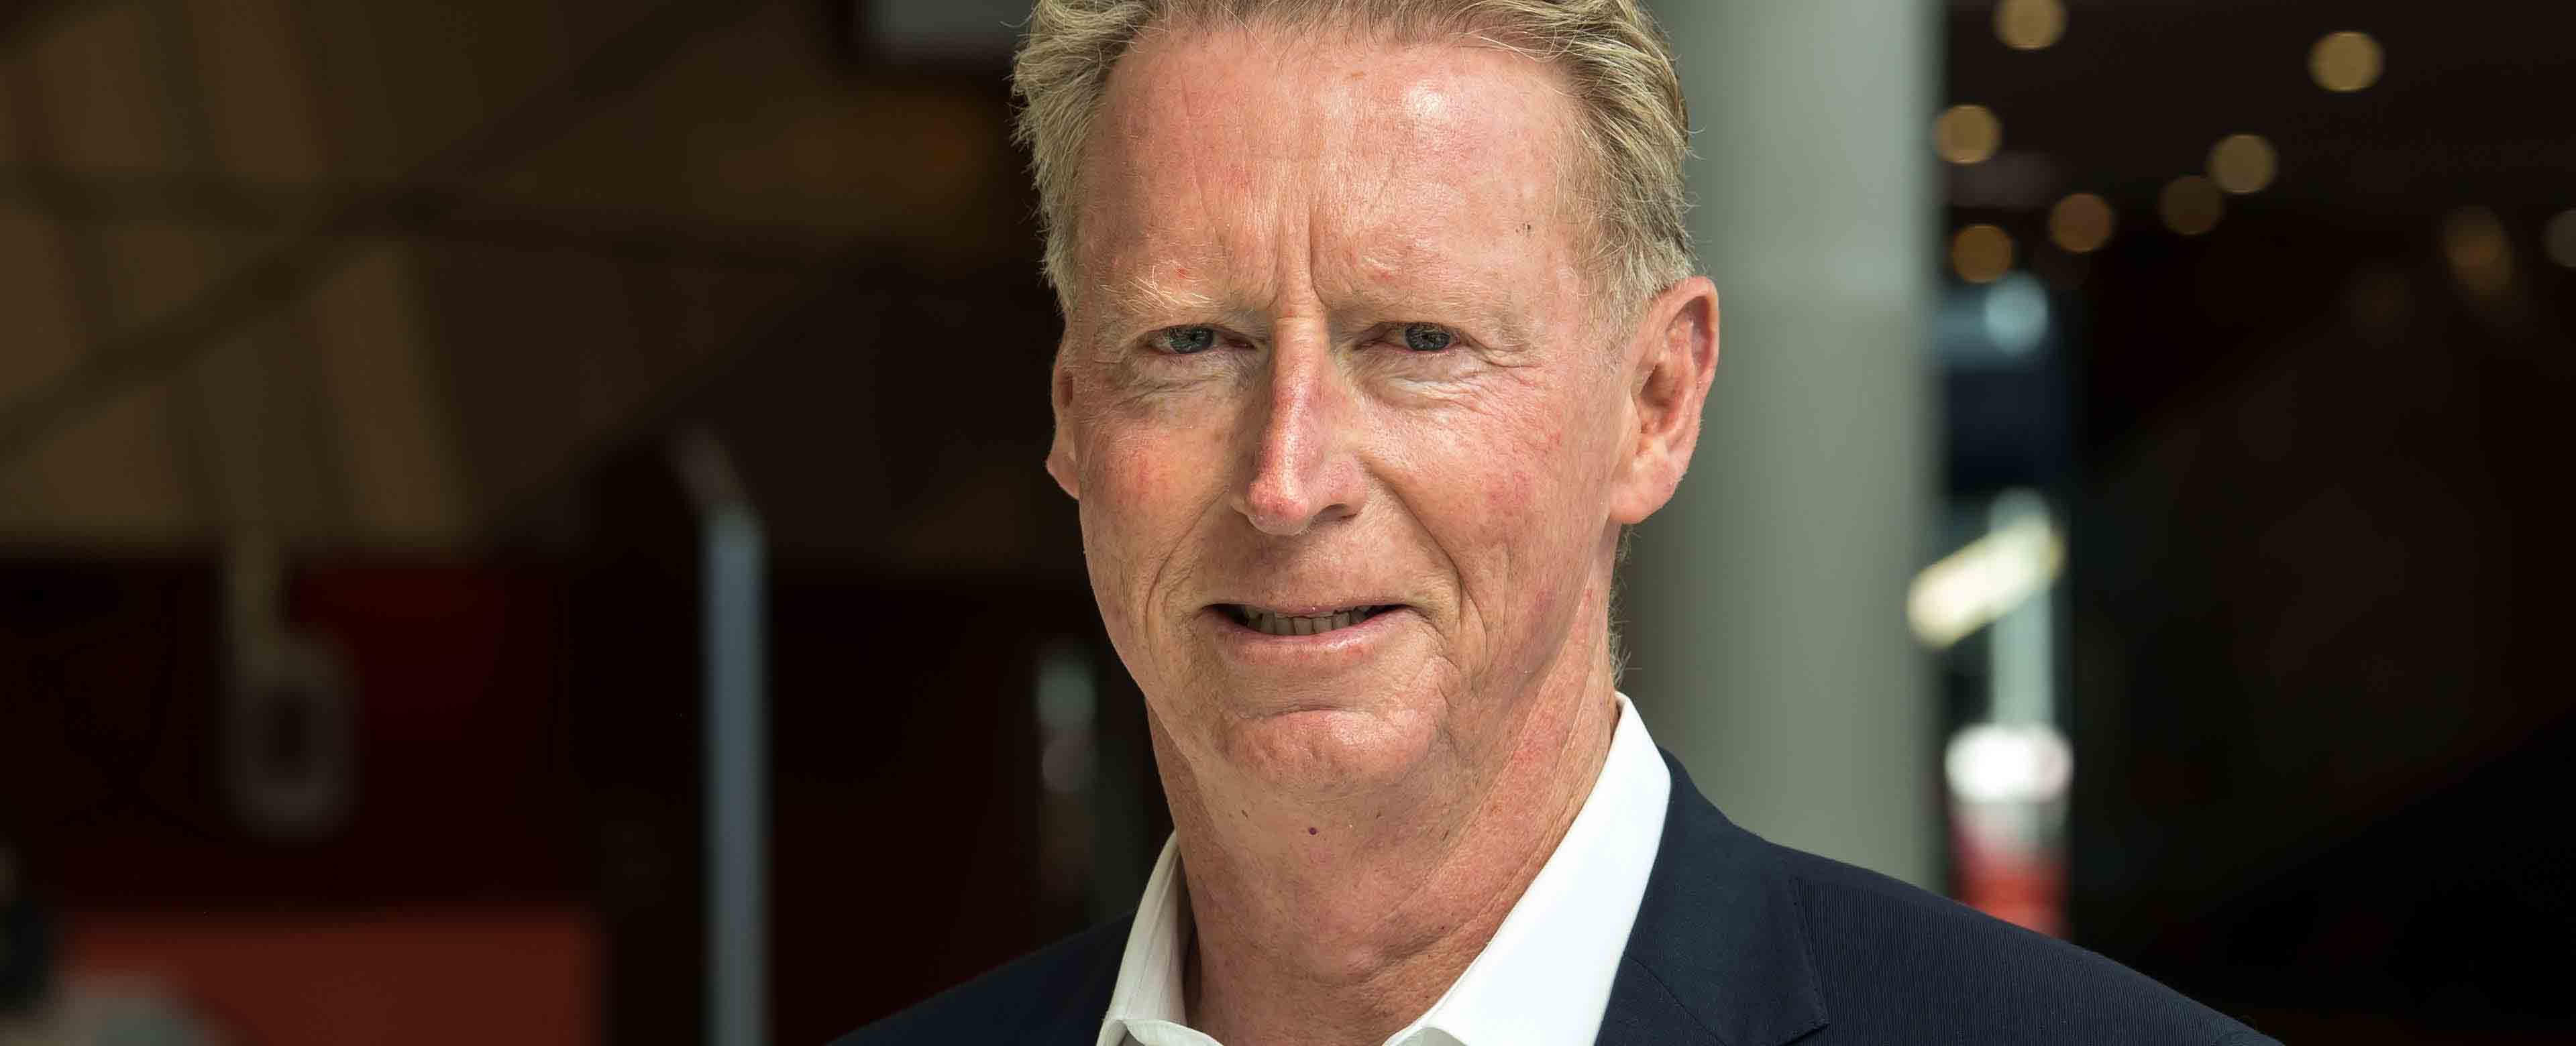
[1239,605,1380,637]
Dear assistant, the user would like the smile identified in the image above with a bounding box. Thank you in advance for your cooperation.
[1220,603,1401,637]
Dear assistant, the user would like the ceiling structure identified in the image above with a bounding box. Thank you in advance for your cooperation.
[0,0,1026,547]
[7,0,2567,548]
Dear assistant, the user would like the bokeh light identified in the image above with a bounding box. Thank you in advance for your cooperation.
[2047,192,2116,253]
[2544,210,2576,270]
[2158,176,2224,236]
[2310,31,2383,93]
[1951,223,2017,283]
[1936,104,2003,165]
[1994,0,2066,51]
[2442,207,2513,298]
[1984,274,2051,354]
[2207,134,2277,194]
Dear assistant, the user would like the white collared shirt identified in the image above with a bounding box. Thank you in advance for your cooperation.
[1096,693,1672,1046]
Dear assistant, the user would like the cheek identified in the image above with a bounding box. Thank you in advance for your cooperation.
[1396,384,1609,635]
[1081,422,1226,599]
[1080,376,1240,512]
[1456,392,1594,528]
[1092,436,1173,514]
[1405,396,1584,567]
[1090,421,1220,525]
[1475,459,1545,524]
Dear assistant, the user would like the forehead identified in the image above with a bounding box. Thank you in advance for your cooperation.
[1073,22,1587,322]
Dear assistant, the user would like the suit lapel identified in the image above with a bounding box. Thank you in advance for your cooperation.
[1597,952,1727,1046]
[1595,750,1830,1046]
[1035,915,1130,1045]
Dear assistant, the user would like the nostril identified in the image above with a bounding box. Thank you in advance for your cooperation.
[1240,487,1360,536]
[1242,443,1305,525]
[1242,494,1317,536]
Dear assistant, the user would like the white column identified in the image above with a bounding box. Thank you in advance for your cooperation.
[674,429,769,1046]
[1629,0,1939,886]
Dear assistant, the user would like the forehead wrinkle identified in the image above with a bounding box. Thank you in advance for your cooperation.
[1075,34,1265,325]
[1077,23,1587,353]
[1105,270,1220,323]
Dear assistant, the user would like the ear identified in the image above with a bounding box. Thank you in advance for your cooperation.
[1607,276,1719,526]
[1044,346,1081,500]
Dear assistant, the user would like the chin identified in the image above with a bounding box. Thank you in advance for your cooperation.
[1208,703,1444,797]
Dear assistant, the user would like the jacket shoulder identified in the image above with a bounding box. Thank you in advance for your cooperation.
[1764,844,2276,1045]
[831,915,1131,1046]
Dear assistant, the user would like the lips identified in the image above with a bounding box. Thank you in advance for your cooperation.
[1220,603,1401,637]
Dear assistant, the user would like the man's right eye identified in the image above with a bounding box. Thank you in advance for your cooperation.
[1157,326,1218,355]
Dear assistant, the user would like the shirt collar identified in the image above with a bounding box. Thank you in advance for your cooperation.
[1097,693,1672,1046]
[1095,831,1199,1046]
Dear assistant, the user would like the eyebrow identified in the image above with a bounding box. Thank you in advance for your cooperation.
[1094,274,1221,334]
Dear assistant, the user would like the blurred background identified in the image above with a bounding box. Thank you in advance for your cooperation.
[0,0,2568,1043]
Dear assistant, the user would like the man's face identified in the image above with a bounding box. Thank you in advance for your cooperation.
[1051,25,1648,793]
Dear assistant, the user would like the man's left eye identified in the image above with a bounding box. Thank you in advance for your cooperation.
[1399,323,1456,353]
[1158,326,1218,354]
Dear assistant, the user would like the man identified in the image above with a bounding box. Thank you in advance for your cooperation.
[843,1,2277,1043]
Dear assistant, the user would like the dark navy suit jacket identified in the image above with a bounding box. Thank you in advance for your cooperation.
[837,752,2278,1045]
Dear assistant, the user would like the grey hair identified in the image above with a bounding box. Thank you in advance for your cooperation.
[1010,0,1696,323]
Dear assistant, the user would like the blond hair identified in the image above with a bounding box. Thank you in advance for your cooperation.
[1011,0,1695,321]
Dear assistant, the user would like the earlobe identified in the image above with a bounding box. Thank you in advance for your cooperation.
[1046,439,1079,500]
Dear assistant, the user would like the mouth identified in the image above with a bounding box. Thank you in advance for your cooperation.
[1217,603,1404,638]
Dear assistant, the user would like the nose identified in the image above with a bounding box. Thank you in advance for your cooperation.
[1233,331,1365,536]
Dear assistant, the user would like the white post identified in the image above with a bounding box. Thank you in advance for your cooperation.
[674,428,768,1046]
[1629,0,1940,886]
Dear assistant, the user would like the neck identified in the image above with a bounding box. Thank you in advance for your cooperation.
[1153,620,1621,1046]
